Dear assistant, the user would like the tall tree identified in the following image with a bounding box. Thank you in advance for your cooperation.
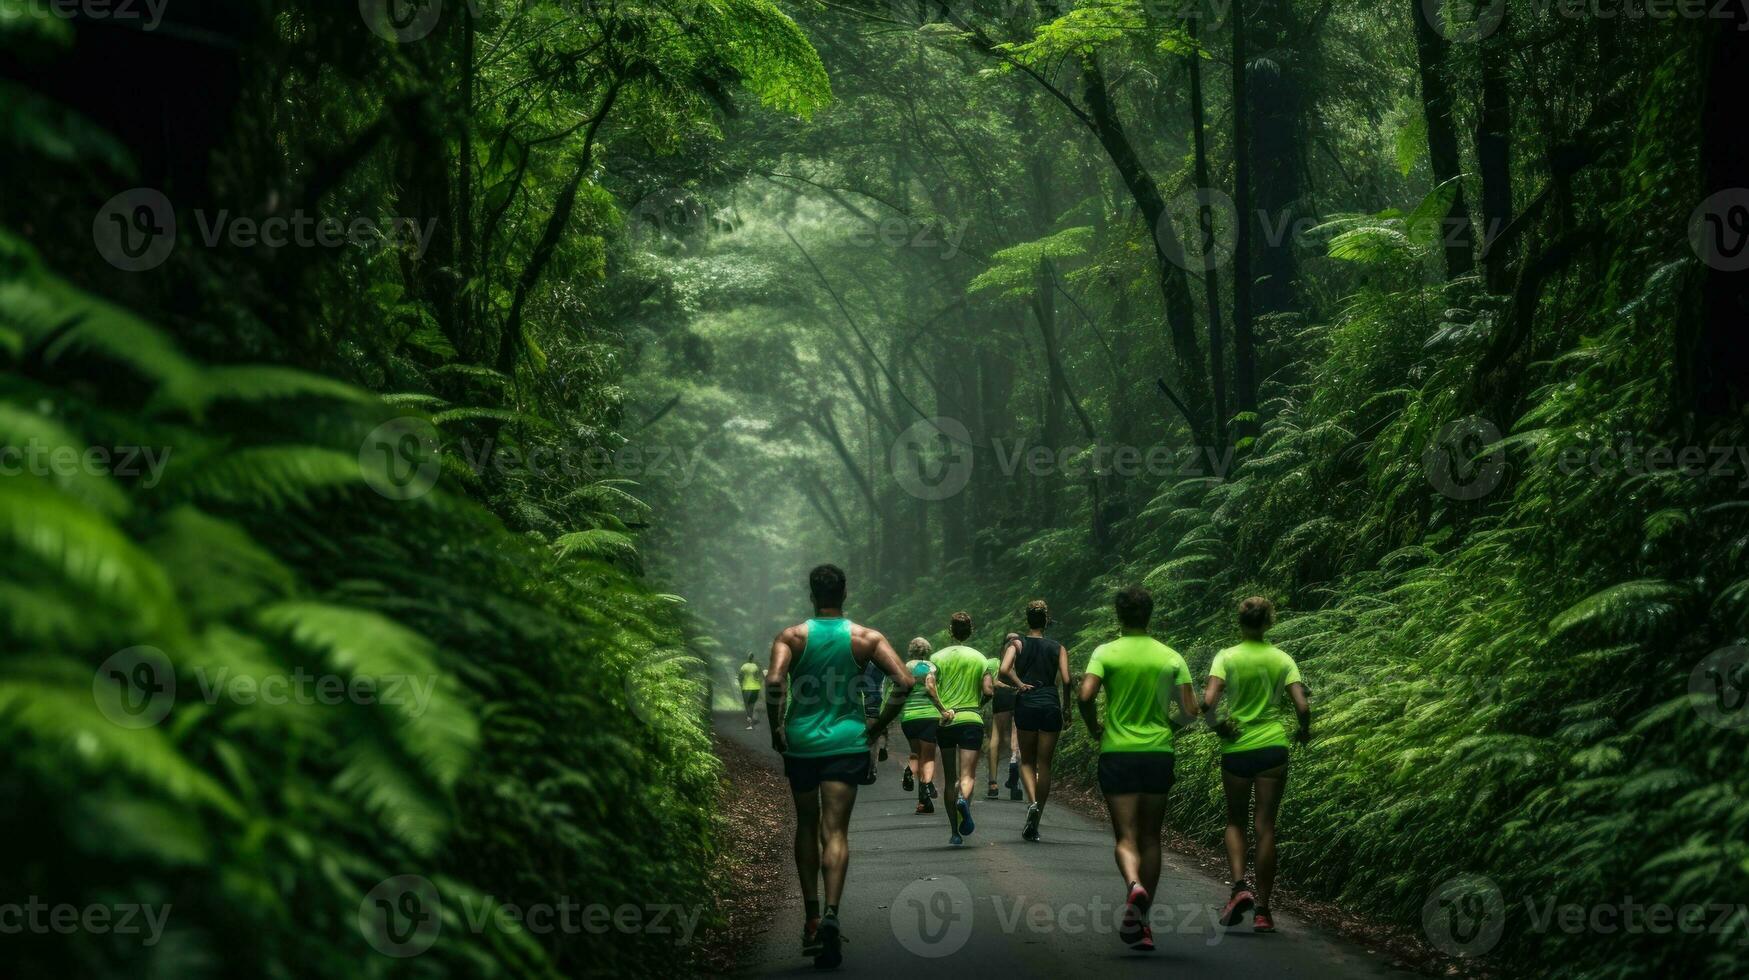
[1410,0,1478,280]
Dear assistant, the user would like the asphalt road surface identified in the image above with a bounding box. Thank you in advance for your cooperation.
[716,714,1405,978]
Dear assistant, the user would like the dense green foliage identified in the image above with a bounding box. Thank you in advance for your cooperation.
[0,0,827,975]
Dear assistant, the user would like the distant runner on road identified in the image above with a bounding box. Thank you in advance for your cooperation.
[766,564,911,969]
[739,653,763,729]
[888,636,953,813]
[932,611,994,846]
[1203,596,1310,935]
[986,643,1019,799]
[1002,600,1071,841]
[1078,585,1198,952]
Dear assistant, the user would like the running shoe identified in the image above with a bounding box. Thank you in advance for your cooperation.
[986,782,999,799]
[949,832,963,847]
[1022,803,1042,842]
[956,799,975,836]
[1132,925,1155,952]
[1006,762,1020,789]
[878,746,889,762]
[813,913,842,969]
[1120,883,1150,947]
[802,917,821,957]
[915,798,934,814]
[1220,884,1256,927]
[860,766,877,786]
[1254,908,1275,933]
[926,782,938,798]
[902,767,914,792]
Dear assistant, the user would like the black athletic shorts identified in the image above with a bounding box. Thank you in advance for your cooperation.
[993,689,1018,713]
[938,722,984,751]
[900,718,939,743]
[1221,746,1290,778]
[1098,752,1176,795]
[784,753,870,793]
[1014,698,1064,733]
[742,690,759,709]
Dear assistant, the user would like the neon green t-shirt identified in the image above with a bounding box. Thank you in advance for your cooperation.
[1208,640,1303,753]
[1085,634,1192,753]
[933,644,989,726]
[738,662,762,693]
[885,659,942,722]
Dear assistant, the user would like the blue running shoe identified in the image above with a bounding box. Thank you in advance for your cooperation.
[957,798,975,836]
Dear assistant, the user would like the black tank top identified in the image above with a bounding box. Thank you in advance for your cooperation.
[1015,636,1062,704]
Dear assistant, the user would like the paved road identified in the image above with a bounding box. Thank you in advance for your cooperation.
[716,714,1404,977]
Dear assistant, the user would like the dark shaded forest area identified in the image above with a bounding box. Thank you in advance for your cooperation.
[1,0,1746,977]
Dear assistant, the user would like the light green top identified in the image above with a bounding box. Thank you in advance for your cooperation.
[1208,640,1303,753]
[783,618,866,758]
[932,644,990,726]
[1085,634,1192,753]
[738,661,762,693]
[885,659,941,722]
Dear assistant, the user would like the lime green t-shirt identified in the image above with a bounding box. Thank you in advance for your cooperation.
[1207,640,1303,753]
[738,661,762,693]
[885,659,942,722]
[932,644,990,726]
[1085,634,1192,753]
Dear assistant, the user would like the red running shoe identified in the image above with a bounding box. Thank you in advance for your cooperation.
[1220,885,1256,927]
[1120,882,1150,946]
[1254,908,1276,933]
[1132,924,1156,952]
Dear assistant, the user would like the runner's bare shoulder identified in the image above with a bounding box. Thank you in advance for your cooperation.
[848,623,889,657]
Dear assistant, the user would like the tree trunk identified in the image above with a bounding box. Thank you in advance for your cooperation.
[1230,0,1260,439]
[1249,0,1308,314]
[1476,9,1514,293]
[1186,14,1229,447]
[1695,13,1749,415]
[1079,56,1214,447]
[1411,0,1477,280]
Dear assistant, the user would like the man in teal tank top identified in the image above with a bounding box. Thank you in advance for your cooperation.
[766,564,910,969]
[931,611,995,845]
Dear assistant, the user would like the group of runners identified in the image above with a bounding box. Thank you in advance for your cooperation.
[755,564,1312,968]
